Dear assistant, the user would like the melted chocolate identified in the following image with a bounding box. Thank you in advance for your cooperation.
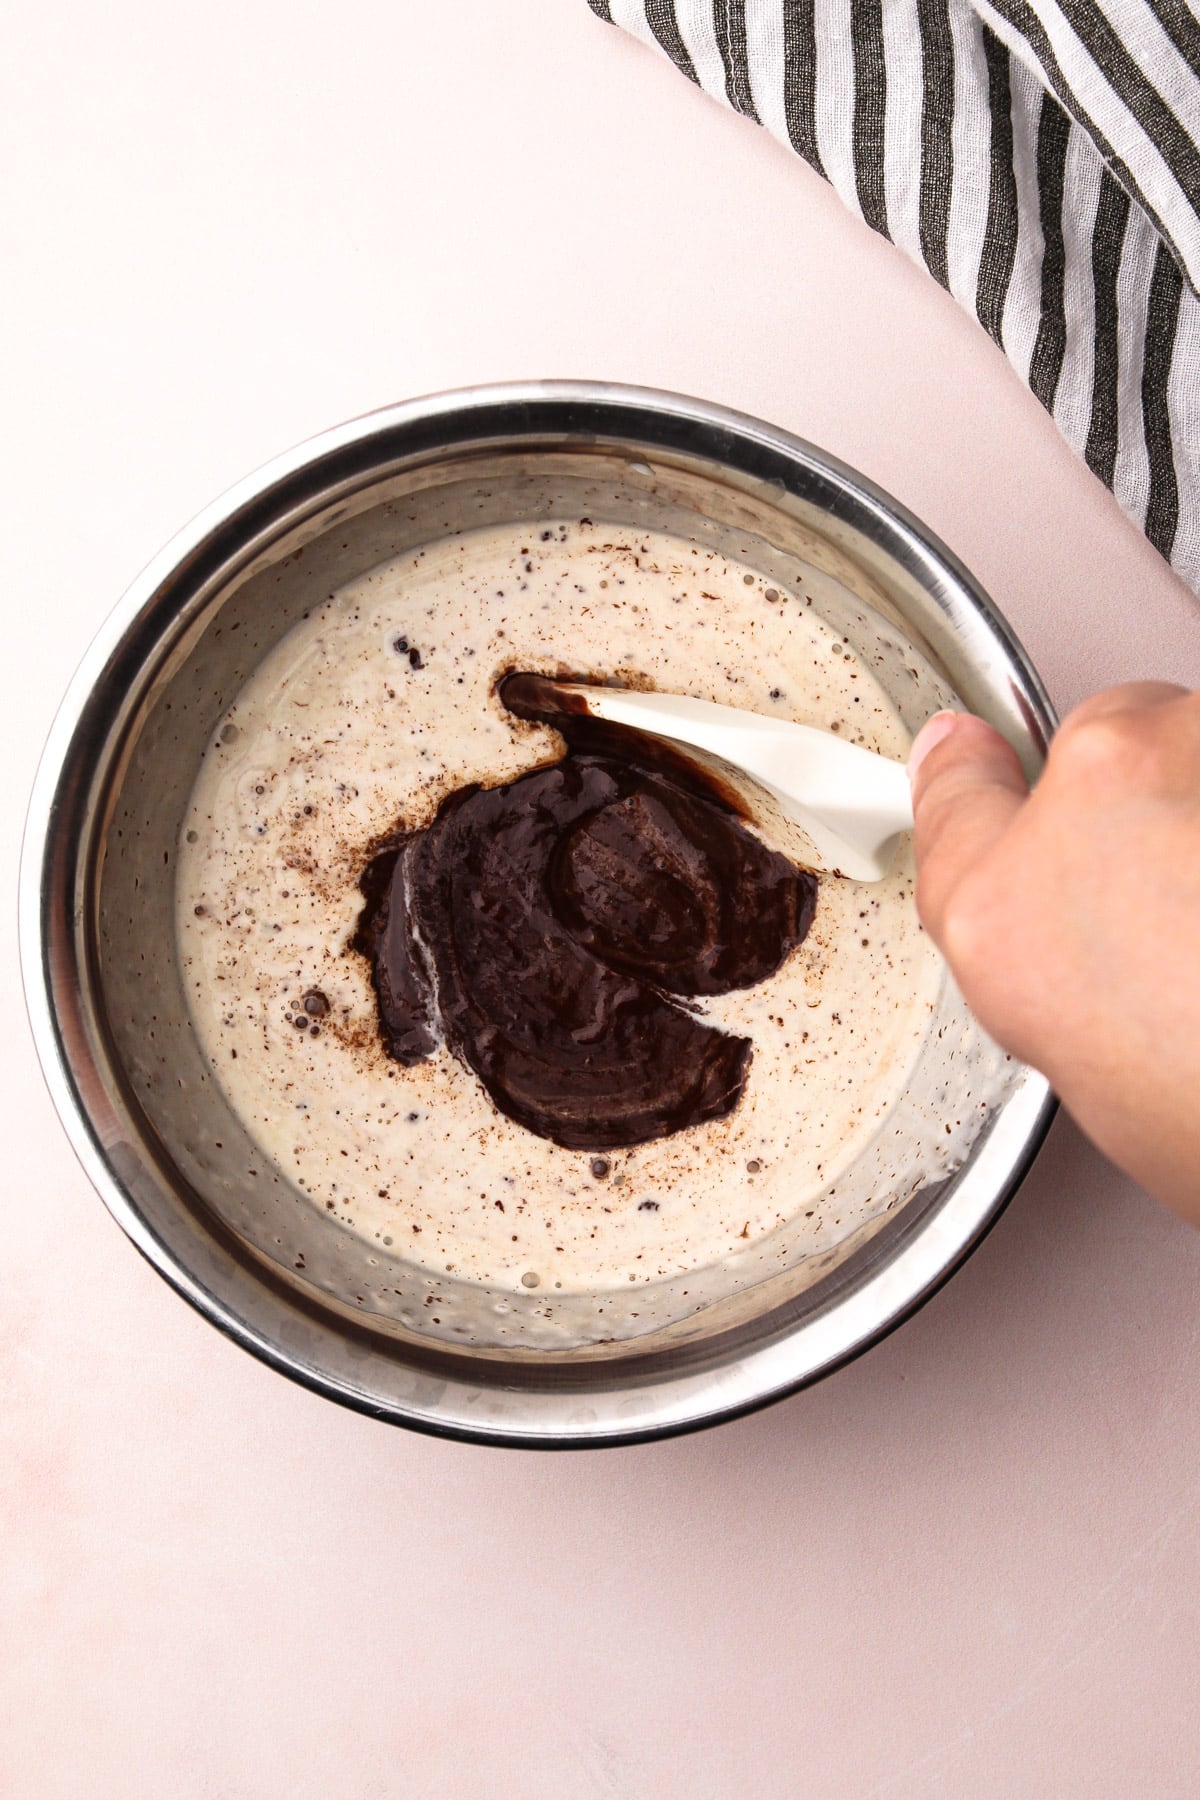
[353,677,817,1151]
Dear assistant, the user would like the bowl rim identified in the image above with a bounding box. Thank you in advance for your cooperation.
[20,379,1057,1447]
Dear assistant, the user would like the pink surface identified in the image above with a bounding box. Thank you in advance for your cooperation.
[5,3,1200,1794]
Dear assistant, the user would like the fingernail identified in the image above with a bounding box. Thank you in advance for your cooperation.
[908,711,961,783]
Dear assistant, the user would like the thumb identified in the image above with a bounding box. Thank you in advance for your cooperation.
[909,712,1030,946]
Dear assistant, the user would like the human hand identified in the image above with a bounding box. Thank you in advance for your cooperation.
[909,684,1200,1218]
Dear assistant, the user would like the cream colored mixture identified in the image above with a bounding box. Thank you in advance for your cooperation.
[177,519,954,1296]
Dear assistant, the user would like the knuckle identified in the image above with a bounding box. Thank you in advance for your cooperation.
[912,779,967,857]
[1050,711,1159,788]
[939,884,991,977]
[914,865,944,937]
[916,861,993,975]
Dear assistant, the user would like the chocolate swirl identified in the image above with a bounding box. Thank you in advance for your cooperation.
[354,680,817,1150]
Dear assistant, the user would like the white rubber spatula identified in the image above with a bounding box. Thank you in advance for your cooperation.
[528,681,916,883]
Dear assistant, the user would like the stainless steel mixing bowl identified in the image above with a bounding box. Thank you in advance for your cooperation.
[21,382,1056,1446]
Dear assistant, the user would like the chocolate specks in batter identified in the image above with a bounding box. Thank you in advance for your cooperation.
[392,635,425,671]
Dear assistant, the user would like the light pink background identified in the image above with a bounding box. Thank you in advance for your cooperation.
[5,3,1200,1794]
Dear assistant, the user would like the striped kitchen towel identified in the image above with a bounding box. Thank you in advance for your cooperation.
[587,0,1200,588]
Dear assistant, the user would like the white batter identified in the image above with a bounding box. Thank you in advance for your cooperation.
[176,519,952,1297]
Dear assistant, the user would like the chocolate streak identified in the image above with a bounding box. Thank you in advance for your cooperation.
[353,676,817,1151]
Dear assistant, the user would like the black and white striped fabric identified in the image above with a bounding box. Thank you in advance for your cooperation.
[587,0,1200,588]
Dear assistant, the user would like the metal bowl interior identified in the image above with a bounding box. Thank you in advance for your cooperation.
[21,383,1055,1445]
